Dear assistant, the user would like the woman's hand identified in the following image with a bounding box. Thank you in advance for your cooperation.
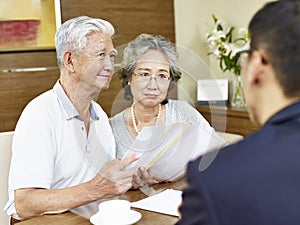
[131,166,165,189]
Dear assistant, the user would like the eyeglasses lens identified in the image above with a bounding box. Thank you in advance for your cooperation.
[133,73,170,84]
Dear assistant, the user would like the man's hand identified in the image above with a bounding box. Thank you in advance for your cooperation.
[14,155,139,220]
[88,154,139,198]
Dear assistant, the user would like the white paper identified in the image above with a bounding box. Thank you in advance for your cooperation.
[123,122,225,181]
[130,189,183,217]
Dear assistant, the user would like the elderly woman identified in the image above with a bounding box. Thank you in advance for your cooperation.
[110,33,223,160]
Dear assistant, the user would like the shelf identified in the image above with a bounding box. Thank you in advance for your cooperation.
[196,104,260,136]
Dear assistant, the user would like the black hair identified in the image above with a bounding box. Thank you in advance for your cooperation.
[249,0,300,97]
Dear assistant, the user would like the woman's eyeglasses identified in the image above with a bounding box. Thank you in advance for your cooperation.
[132,72,171,84]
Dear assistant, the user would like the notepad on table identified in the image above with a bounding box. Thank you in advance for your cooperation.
[130,189,182,217]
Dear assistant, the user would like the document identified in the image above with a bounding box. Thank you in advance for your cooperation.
[123,122,224,181]
[130,189,182,217]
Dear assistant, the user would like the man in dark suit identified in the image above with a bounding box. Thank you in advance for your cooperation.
[176,1,300,225]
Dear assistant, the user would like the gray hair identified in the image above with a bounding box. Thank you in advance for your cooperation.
[55,16,115,68]
[120,33,181,100]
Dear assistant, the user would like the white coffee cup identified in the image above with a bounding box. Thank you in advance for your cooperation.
[98,199,131,221]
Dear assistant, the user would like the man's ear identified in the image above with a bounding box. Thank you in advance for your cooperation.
[247,50,267,85]
[63,52,75,72]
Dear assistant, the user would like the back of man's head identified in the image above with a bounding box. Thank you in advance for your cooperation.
[249,0,300,98]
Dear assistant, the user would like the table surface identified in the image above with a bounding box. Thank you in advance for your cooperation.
[17,177,187,225]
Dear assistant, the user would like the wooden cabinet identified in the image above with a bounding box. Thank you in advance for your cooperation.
[0,51,59,132]
[196,105,260,136]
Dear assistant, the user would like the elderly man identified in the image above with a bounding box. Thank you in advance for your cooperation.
[177,1,300,225]
[5,16,140,222]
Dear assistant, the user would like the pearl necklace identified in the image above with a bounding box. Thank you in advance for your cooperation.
[131,103,162,135]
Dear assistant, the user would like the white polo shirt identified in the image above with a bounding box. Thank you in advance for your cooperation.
[5,80,116,218]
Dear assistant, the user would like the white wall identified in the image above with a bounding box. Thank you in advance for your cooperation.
[174,0,268,102]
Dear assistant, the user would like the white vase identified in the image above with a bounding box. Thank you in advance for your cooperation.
[231,76,245,108]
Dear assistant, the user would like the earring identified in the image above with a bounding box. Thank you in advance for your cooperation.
[128,82,131,86]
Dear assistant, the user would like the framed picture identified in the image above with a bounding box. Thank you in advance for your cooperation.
[0,0,61,52]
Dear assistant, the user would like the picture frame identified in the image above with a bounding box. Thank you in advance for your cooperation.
[0,0,61,52]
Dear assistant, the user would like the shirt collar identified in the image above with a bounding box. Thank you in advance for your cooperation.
[53,80,99,121]
[265,100,300,126]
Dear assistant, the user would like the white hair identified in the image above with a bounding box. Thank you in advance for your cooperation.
[55,16,115,68]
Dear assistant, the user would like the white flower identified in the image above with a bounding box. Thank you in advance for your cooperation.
[205,14,250,75]
[213,48,221,57]
[238,28,248,38]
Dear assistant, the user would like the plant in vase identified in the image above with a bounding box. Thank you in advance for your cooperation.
[205,14,250,108]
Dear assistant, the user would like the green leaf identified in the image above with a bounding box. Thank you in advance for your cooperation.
[217,24,223,31]
[219,58,225,72]
[212,14,218,23]
[226,27,234,43]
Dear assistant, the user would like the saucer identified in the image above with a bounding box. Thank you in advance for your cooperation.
[90,210,141,225]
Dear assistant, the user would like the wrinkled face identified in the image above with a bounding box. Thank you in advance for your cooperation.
[72,32,117,93]
[130,49,171,107]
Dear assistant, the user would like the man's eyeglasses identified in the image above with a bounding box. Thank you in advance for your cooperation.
[237,49,269,69]
[237,49,253,68]
[132,72,171,84]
